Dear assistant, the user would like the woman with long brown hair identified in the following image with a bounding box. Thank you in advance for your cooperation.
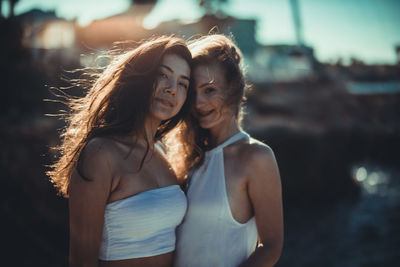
[174,34,284,267]
[48,36,193,266]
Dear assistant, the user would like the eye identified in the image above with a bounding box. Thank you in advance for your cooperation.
[204,87,215,94]
[179,82,189,90]
[158,71,168,79]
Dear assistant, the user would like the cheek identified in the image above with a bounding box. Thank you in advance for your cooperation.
[212,94,226,109]
[221,105,234,117]
[177,90,187,106]
[154,78,167,91]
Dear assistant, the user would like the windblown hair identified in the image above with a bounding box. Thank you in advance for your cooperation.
[47,36,193,197]
[187,34,250,166]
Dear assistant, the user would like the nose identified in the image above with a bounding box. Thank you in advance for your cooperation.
[195,92,205,109]
[164,80,177,95]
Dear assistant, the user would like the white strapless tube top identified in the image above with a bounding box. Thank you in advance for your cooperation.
[99,185,187,260]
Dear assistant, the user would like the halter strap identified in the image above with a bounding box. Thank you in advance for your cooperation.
[206,131,249,155]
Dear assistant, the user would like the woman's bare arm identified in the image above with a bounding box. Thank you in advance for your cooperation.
[68,138,114,267]
[240,145,284,267]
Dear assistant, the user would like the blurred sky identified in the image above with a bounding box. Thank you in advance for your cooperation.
[3,0,400,64]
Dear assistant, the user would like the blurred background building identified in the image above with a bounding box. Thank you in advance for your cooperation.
[1,0,400,266]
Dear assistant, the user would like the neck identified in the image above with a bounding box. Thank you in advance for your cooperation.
[121,117,160,148]
[209,116,241,147]
[142,116,162,147]
[113,117,161,150]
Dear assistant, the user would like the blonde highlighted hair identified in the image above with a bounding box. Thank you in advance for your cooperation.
[187,33,250,167]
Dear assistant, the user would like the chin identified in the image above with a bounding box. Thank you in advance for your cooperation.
[152,111,176,121]
[153,106,181,120]
[199,120,216,130]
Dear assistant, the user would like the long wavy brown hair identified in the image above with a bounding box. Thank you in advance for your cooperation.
[187,34,250,167]
[47,36,194,197]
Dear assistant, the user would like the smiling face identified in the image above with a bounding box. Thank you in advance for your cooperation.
[150,53,190,122]
[193,63,235,132]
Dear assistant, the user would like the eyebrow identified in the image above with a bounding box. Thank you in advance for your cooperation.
[161,64,190,81]
[199,81,216,88]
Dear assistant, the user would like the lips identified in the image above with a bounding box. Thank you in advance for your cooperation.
[196,109,214,118]
[155,97,174,108]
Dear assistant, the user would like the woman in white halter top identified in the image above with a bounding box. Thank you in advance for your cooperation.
[174,34,284,267]
[47,36,194,266]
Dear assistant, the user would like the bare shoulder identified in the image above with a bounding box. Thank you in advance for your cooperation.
[236,137,279,181]
[238,138,276,166]
[81,137,117,163]
[77,137,118,180]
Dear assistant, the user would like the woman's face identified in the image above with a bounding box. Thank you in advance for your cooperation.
[193,63,234,130]
[150,53,190,121]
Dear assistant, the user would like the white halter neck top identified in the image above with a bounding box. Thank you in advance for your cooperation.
[174,131,258,267]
